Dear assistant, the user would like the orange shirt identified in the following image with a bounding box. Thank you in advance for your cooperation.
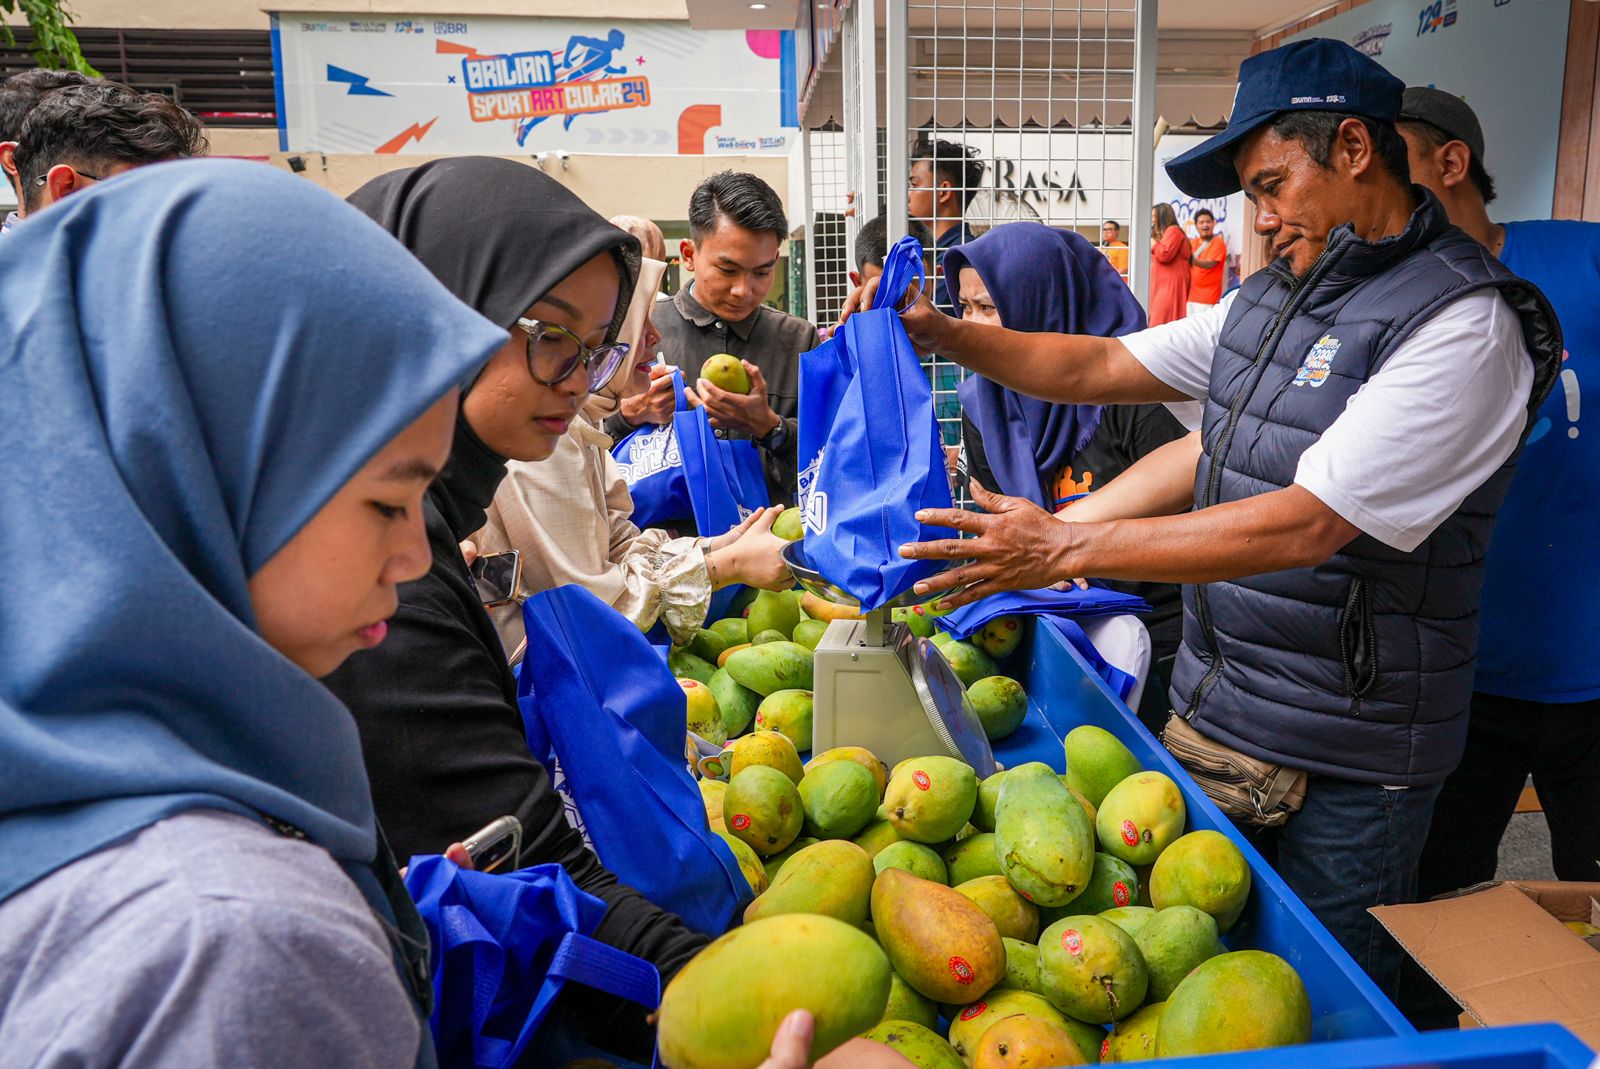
[1189,234,1226,304]
[1100,241,1129,280]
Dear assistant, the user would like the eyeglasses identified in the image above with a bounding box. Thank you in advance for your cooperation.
[32,166,105,187]
[515,317,630,391]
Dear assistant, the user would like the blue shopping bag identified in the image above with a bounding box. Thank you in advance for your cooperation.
[516,584,748,936]
[404,857,661,1069]
[933,587,1150,640]
[797,236,952,611]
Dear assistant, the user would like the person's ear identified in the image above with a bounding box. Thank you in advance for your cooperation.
[1438,140,1473,192]
[679,238,697,274]
[0,141,17,181]
[937,180,956,211]
[45,163,79,207]
[1338,117,1375,180]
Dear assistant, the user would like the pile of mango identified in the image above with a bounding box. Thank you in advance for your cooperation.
[898,607,1031,742]
[662,726,1313,1069]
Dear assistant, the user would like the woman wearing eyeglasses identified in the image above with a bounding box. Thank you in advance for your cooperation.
[320,158,710,1058]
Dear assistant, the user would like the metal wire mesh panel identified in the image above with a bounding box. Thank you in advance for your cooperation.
[807,124,852,328]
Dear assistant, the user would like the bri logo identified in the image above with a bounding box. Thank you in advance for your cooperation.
[797,448,827,534]
[615,424,681,482]
[1293,334,1341,388]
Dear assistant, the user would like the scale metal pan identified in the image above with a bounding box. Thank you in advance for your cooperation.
[781,539,972,613]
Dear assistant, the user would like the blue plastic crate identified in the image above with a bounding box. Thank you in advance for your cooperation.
[1153,1023,1594,1068]
[990,617,1413,1046]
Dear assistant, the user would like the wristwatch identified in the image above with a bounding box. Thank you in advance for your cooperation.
[756,419,791,452]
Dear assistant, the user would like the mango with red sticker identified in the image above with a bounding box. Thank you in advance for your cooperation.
[1038,914,1149,1024]
[1095,772,1186,867]
[944,989,1082,1063]
[884,755,978,843]
[974,614,1025,660]
[870,867,1005,1004]
[723,764,804,857]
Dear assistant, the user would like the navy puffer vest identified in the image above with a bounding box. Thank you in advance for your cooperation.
[1169,191,1561,786]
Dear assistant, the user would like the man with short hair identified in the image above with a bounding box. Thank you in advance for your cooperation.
[852,214,932,286]
[910,139,985,446]
[648,170,815,506]
[1187,208,1226,313]
[1100,218,1130,280]
[14,82,206,216]
[0,68,93,230]
[1395,87,1600,893]
[852,39,1560,995]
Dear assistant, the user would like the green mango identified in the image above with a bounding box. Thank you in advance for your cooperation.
[1038,915,1148,1024]
[1156,951,1311,1058]
[853,818,906,860]
[1098,905,1158,939]
[791,617,828,651]
[880,970,939,1029]
[724,765,804,857]
[686,627,729,665]
[1148,829,1252,932]
[972,771,1007,833]
[937,640,998,688]
[1001,937,1045,996]
[1062,852,1141,917]
[725,641,814,697]
[788,588,809,619]
[747,588,801,641]
[798,758,878,839]
[771,508,804,542]
[893,604,938,639]
[872,841,947,885]
[860,1020,965,1069]
[974,614,1025,660]
[942,832,1003,885]
[1135,905,1225,1003]
[761,835,819,886]
[967,675,1028,742]
[727,586,760,618]
[930,630,955,649]
[1104,1001,1164,1062]
[746,839,875,927]
[679,678,726,746]
[954,875,1040,942]
[754,688,814,752]
[715,830,768,896]
[751,629,787,645]
[994,762,1095,907]
[883,756,978,844]
[1064,725,1143,809]
[945,989,1087,1063]
[668,647,717,685]
[708,616,750,647]
[708,667,761,738]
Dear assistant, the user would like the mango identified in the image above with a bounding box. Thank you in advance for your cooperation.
[799,759,878,839]
[994,762,1095,907]
[1038,915,1148,1024]
[709,667,761,738]
[754,688,814,751]
[728,730,804,783]
[669,648,717,685]
[746,589,800,642]
[709,616,749,647]
[761,835,819,886]
[1064,783,1099,829]
[1063,726,1142,809]
[700,778,728,832]
[688,629,727,666]
[657,914,890,1069]
[700,352,751,395]
[746,839,874,927]
[1065,853,1141,917]
[956,876,1040,942]
[717,642,751,668]
[881,970,940,1029]
[1134,905,1224,1003]
[725,765,804,857]
[788,588,809,618]
[885,756,979,844]
[751,629,787,645]
[1002,937,1044,996]
[972,1013,1087,1069]
[872,868,1005,1004]
[930,630,956,649]
[715,830,768,896]
[943,833,1003,885]
[940,640,999,688]
[1156,951,1311,1058]
[893,605,938,639]
[946,991,1086,1064]
[1567,921,1600,938]
[801,591,865,622]
[679,678,726,746]
[1095,772,1186,867]
[874,841,948,885]
[1102,1001,1163,1062]
[728,586,760,618]
[974,615,1026,660]
[1148,829,1251,932]
[1098,906,1156,939]
[792,618,829,651]
[726,641,813,696]
[973,771,1006,832]
[969,676,1028,742]
[861,1020,966,1069]
[854,818,906,859]
[771,508,804,542]
[807,746,889,801]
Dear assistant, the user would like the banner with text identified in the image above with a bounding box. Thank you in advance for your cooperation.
[271,13,794,155]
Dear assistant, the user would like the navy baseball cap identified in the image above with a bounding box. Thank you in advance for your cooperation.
[1165,37,1405,198]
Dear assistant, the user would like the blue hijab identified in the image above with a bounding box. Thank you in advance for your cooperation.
[946,223,1148,507]
[0,160,508,905]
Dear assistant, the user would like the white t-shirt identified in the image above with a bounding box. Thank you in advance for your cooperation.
[1121,289,1534,553]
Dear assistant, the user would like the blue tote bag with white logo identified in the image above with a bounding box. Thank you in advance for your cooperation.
[797,235,952,611]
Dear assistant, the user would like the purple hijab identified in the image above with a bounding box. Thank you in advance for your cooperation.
[947,223,1148,507]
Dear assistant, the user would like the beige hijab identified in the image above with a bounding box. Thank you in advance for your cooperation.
[583,256,666,422]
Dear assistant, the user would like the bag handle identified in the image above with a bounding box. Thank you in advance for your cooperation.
[669,365,689,413]
[548,932,662,1009]
[877,234,928,316]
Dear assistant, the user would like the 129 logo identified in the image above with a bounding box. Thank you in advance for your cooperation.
[1416,0,1458,35]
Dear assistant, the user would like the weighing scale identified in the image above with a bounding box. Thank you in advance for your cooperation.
[783,541,996,777]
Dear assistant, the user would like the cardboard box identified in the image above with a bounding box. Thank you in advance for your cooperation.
[1371,881,1600,1049]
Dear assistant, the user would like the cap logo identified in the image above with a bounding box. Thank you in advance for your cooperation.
[1290,94,1347,104]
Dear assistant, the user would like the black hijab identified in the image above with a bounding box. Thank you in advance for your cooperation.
[348,157,641,537]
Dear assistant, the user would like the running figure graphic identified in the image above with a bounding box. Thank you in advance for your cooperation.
[516,29,628,144]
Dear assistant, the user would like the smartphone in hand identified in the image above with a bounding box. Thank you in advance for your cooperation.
[460,815,522,874]
[470,550,521,608]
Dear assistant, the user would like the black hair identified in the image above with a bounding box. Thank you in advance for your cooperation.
[911,138,985,209]
[688,170,788,243]
[1399,118,1497,205]
[0,69,93,142]
[1193,208,1215,223]
[1101,219,1121,231]
[16,83,207,211]
[1258,111,1411,188]
[854,214,933,271]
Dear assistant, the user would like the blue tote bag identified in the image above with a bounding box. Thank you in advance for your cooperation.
[797,235,953,611]
[516,584,748,935]
[405,857,661,1069]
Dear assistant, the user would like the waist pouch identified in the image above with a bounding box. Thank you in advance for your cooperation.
[1161,715,1307,827]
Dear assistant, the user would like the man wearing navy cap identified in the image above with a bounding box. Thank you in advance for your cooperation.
[853,39,1562,994]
